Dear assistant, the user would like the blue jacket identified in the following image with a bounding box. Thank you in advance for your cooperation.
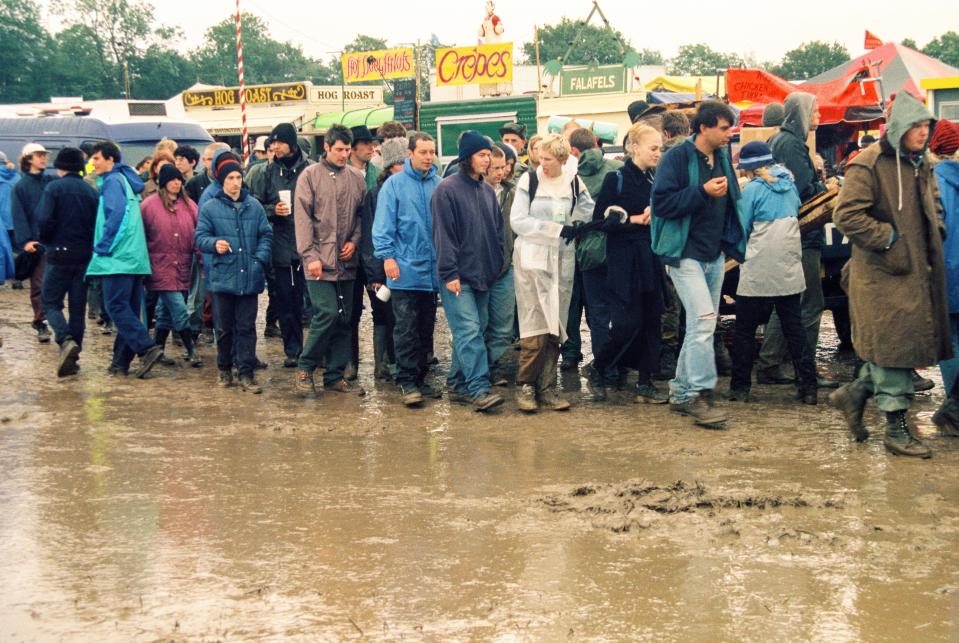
[86,165,152,276]
[36,173,100,265]
[431,171,504,291]
[936,160,959,313]
[373,159,442,291]
[11,171,53,247]
[650,136,746,266]
[0,166,18,232]
[195,188,272,296]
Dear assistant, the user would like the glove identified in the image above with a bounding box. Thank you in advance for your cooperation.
[559,225,577,245]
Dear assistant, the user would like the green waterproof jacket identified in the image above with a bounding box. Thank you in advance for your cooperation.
[86,165,151,277]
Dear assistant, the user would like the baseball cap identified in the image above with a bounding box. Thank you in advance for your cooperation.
[253,136,269,152]
[21,143,48,156]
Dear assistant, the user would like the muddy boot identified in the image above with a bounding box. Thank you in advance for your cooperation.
[57,339,81,377]
[373,325,391,380]
[179,329,203,368]
[152,328,175,366]
[581,362,607,401]
[238,374,262,394]
[829,378,872,442]
[401,384,424,407]
[217,369,233,387]
[796,386,818,405]
[883,411,931,458]
[911,369,935,392]
[295,370,316,396]
[134,345,164,378]
[932,398,959,437]
[671,392,727,429]
[515,384,538,413]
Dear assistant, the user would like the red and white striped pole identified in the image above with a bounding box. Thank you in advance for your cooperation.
[235,0,249,165]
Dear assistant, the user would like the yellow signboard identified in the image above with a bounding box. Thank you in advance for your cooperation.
[341,48,415,84]
[435,42,513,87]
[182,83,307,109]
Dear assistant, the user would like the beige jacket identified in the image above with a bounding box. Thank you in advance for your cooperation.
[294,159,365,281]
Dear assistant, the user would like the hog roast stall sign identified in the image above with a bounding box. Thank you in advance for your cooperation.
[341,48,416,84]
[182,83,308,109]
[435,42,513,87]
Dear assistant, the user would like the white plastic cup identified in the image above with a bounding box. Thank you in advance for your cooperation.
[278,189,292,209]
[375,285,391,302]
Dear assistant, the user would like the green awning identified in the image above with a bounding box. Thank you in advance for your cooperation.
[313,105,393,131]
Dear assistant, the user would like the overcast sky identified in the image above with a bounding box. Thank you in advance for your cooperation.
[43,1,956,64]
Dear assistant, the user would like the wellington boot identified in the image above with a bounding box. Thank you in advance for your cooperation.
[153,328,175,366]
[178,329,203,367]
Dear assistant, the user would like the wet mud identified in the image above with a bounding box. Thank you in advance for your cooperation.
[1,285,958,640]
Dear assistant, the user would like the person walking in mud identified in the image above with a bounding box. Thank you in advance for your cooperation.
[194,152,272,393]
[830,92,951,459]
[293,125,366,397]
[650,101,746,429]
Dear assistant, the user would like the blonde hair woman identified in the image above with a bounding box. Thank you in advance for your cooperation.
[510,133,594,412]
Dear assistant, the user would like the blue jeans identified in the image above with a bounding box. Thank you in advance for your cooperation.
[101,274,155,369]
[667,256,724,403]
[442,283,492,397]
[154,290,190,331]
[485,267,515,368]
[41,263,88,347]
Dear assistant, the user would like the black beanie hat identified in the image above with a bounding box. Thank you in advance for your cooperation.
[54,147,85,173]
[271,123,298,149]
[214,152,243,184]
[157,163,184,189]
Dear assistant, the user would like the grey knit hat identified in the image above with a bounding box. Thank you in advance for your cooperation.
[762,102,785,127]
[380,137,409,168]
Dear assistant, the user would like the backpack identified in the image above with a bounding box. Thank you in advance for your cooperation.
[575,168,623,271]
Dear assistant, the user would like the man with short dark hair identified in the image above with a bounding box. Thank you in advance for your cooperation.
[661,111,691,151]
[293,124,366,396]
[85,142,164,378]
[36,147,99,377]
[174,145,199,182]
[432,130,505,411]
[651,101,746,428]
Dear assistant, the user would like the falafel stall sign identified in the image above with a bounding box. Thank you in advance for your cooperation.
[341,48,415,84]
[435,42,513,87]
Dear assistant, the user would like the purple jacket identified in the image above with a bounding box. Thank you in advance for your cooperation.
[141,193,198,291]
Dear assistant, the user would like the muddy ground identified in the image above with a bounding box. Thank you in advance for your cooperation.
[0,284,957,641]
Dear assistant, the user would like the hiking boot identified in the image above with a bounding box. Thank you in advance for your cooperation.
[634,382,668,404]
[134,345,164,379]
[283,356,299,368]
[11,279,23,290]
[670,393,727,429]
[106,363,128,377]
[100,321,114,335]
[34,322,51,344]
[238,374,262,394]
[448,390,472,405]
[472,391,505,412]
[756,367,794,385]
[911,369,935,392]
[931,398,959,437]
[797,388,818,405]
[419,381,443,399]
[883,411,932,459]
[581,362,607,401]
[295,370,316,395]
[325,379,365,395]
[515,384,538,413]
[829,378,871,442]
[57,339,81,378]
[401,385,424,407]
[254,357,268,370]
[537,387,570,411]
[217,369,234,387]
[263,323,281,338]
[724,387,750,402]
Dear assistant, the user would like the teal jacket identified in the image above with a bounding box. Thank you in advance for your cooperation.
[86,165,151,277]
[650,136,746,266]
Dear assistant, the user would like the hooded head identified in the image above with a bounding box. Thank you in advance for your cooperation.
[780,92,818,137]
[884,92,934,155]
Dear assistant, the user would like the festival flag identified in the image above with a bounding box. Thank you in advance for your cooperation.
[864,30,883,50]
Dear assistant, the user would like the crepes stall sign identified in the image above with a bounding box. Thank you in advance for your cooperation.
[341,48,415,84]
[182,83,308,109]
[435,42,513,86]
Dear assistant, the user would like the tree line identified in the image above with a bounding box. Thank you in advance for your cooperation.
[2,1,958,104]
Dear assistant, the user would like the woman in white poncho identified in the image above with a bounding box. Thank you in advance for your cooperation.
[510,133,594,412]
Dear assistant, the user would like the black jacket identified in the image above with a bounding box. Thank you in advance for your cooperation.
[769,127,826,250]
[11,171,54,248]
[360,184,387,284]
[256,150,312,266]
[36,174,100,265]
[593,158,666,308]
[185,171,212,205]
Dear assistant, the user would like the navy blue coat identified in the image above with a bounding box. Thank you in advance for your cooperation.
[36,173,100,265]
[195,189,273,296]
[11,171,53,248]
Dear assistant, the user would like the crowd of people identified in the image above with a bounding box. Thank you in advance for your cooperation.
[3,94,959,460]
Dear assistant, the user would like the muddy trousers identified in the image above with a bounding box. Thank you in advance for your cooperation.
[392,290,436,388]
[101,274,155,370]
[594,295,662,383]
[731,294,816,393]
[517,333,561,390]
[857,363,914,413]
[299,279,354,385]
[28,253,46,324]
[757,248,823,372]
[212,293,258,378]
[42,263,87,348]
